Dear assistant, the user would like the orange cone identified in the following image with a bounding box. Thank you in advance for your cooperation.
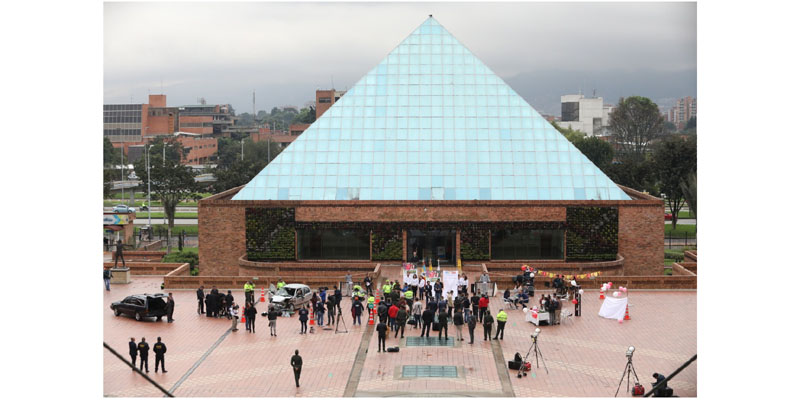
[600,291,605,300]
[368,308,375,325]
[259,288,265,303]
[624,304,630,320]
[310,308,315,326]
[240,310,246,323]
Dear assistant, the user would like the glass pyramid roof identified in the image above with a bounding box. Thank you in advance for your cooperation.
[233,17,630,201]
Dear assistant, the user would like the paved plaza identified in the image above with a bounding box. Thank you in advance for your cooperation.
[103,268,696,397]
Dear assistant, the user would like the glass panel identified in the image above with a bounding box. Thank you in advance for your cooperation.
[490,229,564,260]
[298,229,370,260]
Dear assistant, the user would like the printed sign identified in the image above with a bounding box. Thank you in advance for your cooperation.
[103,214,131,225]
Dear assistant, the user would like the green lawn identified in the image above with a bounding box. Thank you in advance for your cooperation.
[135,212,197,219]
[150,225,198,236]
[665,224,696,239]
[677,211,695,219]
[104,200,199,207]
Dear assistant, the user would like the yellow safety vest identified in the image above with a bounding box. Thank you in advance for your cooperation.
[383,284,392,294]
[277,282,285,290]
[404,290,413,299]
[497,311,508,322]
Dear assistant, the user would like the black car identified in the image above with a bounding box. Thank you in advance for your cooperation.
[110,293,168,321]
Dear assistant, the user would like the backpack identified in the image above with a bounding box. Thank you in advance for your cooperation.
[514,352,523,363]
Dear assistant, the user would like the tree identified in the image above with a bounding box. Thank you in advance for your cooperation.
[608,96,665,161]
[292,106,316,124]
[103,137,120,167]
[683,116,696,131]
[680,170,697,219]
[653,135,697,230]
[133,139,199,253]
[574,136,614,170]
[212,139,283,193]
[550,120,585,144]
[664,121,677,133]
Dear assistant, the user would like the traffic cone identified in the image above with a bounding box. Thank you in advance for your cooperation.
[600,290,605,300]
[310,309,315,326]
[240,311,246,324]
[368,308,375,325]
[259,288,265,303]
[624,305,631,320]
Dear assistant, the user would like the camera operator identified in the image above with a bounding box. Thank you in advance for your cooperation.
[651,372,673,397]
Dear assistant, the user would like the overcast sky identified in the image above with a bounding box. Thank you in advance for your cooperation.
[104,2,696,116]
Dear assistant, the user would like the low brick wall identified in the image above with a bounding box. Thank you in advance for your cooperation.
[487,270,696,290]
[103,262,185,275]
[673,262,697,275]
[684,250,697,262]
[238,256,376,276]
[122,251,166,262]
[485,255,625,276]
[138,240,165,251]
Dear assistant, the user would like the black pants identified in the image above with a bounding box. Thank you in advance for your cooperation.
[167,310,174,323]
[155,355,165,372]
[293,367,301,387]
[448,306,453,318]
[328,310,336,325]
[468,326,475,343]
[494,321,506,339]
[438,323,448,339]
[483,325,492,340]
[300,320,307,333]
[421,322,431,337]
[129,353,137,369]
[114,252,125,268]
[395,322,405,338]
[139,354,148,372]
[378,334,386,351]
[245,291,254,305]
[479,308,486,323]
[197,299,204,314]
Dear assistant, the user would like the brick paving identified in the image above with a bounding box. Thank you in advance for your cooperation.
[104,269,696,397]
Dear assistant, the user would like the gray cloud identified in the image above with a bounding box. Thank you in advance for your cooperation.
[104,2,696,113]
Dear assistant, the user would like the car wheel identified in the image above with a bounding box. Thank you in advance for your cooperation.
[114,309,121,317]
[135,312,142,321]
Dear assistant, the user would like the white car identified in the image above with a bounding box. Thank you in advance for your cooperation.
[269,284,312,312]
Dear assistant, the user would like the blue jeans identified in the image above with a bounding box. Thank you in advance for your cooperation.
[316,311,324,325]
[354,314,361,325]
[104,278,110,291]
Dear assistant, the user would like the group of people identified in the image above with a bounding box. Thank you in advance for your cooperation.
[128,337,167,373]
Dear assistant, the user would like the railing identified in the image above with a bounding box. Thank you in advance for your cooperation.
[644,354,697,397]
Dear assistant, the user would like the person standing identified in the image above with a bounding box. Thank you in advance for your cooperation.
[553,295,562,325]
[437,308,449,340]
[113,240,126,268]
[137,337,150,373]
[547,296,557,325]
[103,267,112,291]
[412,298,423,329]
[482,309,494,341]
[298,304,309,334]
[377,301,388,324]
[314,299,325,327]
[395,305,408,338]
[466,313,477,344]
[478,295,489,323]
[494,309,507,340]
[453,308,464,341]
[243,281,254,307]
[166,293,175,323]
[268,306,279,336]
[364,275,372,296]
[326,296,336,325]
[128,337,137,370]
[421,308,433,338]
[153,337,167,373]
[352,298,363,325]
[345,271,353,294]
[230,303,239,332]
[446,291,454,318]
[291,350,303,387]
[196,285,205,314]
[434,280,443,302]
[388,303,399,332]
[225,291,234,320]
[246,302,258,333]
[470,293,480,321]
[376,321,388,352]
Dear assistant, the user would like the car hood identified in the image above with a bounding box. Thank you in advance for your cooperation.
[271,296,289,303]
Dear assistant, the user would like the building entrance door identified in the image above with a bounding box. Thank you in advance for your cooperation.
[407,230,456,265]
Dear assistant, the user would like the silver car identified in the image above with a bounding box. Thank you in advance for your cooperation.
[269,284,312,312]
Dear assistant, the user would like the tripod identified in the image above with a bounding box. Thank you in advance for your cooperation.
[517,336,548,377]
[614,354,640,397]
[335,308,349,334]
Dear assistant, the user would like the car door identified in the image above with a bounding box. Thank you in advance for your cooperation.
[119,297,136,316]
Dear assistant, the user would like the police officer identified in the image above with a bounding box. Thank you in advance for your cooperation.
[291,350,303,387]
[243,281,254,306]
[137,337,150,373]
[494,309,508,340]
[128,337,137,370]
[153,337,168,373]
[376,320,388,352]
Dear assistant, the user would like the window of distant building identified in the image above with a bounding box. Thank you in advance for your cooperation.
[319,97,332,103]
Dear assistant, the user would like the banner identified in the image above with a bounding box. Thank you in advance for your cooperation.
[442,270,459,298]
[536,269,603,280]
[103,214,131,225]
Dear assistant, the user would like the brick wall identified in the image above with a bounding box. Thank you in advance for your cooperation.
[618,204,663,275]
[199,190,246,276]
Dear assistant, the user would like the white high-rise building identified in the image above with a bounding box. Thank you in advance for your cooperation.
[559,94,613,136]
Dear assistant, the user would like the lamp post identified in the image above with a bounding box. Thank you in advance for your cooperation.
[241,139,244,161]
[146,144,154,228]
[120,145,125,204]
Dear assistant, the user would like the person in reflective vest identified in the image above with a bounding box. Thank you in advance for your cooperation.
[494,310,508,340]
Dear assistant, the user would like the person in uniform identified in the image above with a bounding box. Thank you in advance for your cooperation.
[243,281,254,308]
[128,337,137,370]
[494,309,508,340]
[196,285,205,314]
[137,337,150,373]
[153,337,167,373]
[166,293,175,323]
[376,321,388,352]
[291,350,303,387]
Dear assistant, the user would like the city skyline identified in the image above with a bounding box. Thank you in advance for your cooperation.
[104,2,696,117]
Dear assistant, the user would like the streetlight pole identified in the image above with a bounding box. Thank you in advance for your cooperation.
[147,145,153,228]
[120,145,124,204]
[241,139,244,161]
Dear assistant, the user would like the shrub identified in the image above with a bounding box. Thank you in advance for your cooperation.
[189,267,199,276]
[163,250,199,267]
[664,249,684,262]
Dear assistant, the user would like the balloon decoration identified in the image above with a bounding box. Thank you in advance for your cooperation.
[618,318,624,324]
[621,287,628,293]
[572,299,578,304]
[523,308,529,313]
[532,306,538,312]
[613,291,620,298]
[578,289,584,295]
